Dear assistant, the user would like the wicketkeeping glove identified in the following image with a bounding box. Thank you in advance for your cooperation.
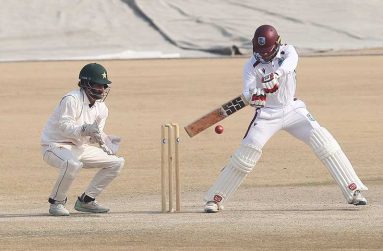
[80,121,102,143]
[100,143,114,155]
[100,134,121,155]
[261,72,280,95]
[249,88,266,108]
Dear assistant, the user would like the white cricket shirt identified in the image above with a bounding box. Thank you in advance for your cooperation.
[243,44,299,108]
[41,89,108,146]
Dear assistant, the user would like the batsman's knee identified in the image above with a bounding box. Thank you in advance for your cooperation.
[231,144,262,173]
[309,127,341,159]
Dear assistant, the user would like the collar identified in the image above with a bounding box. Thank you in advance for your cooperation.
[275,48,283,59]
[81,89,94,108]
[252,47,283,65]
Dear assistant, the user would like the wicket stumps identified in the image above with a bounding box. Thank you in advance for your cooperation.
[161,123,181,213]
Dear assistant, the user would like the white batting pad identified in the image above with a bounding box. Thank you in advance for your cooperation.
[204,144,262,205]
[309,127,368,202]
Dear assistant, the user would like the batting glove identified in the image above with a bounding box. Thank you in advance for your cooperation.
[261,72,280,95]
[249,88,266,108]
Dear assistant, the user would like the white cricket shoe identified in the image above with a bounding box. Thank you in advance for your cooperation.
[204,201,223,213]
[74,198,110,213]
[49,202,70,216]
[349,190,368,206]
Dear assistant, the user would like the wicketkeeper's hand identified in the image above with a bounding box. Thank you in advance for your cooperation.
[108,135,121,146]
[100,143,114,155]
[100,134,121,155]
[81,121,102,143]
[261,72,280,95]
[249,88,266,108]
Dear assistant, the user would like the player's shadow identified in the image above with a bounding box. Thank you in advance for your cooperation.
[0,206,361,217]
[0,213,52,218]
[100,209,212,215]
[0,212,107,218]
[231,207,361,212]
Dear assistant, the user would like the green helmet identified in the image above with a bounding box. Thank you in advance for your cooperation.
[79,63,111,85]
[79,63,111,101]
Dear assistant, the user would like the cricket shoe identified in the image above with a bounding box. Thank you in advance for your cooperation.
[74,196,110,213]
[49,198,70,216]
[204,201,223,213]
[349,190,368,206]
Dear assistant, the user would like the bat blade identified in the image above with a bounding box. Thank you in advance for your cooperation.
[184,108,225,137]
[184,94,248,137]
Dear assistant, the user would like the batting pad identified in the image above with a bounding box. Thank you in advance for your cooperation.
[204,144,262,205]
[309,127,368,203]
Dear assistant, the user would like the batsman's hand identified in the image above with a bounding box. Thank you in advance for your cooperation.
[249,88,266,108]
[81,121,102,143]
[261,72,280,95]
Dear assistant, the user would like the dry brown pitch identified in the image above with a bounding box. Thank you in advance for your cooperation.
[1,55,382,250]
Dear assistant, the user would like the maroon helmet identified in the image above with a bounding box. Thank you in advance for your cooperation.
[252,25,281,62]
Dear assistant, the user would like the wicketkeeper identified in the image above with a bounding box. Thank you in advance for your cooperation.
[41,63,124,216]
[204,25,368,213]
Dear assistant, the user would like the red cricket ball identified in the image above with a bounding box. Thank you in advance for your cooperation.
[215,125,224,134]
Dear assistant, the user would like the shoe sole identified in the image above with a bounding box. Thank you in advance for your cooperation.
[353,201,368,206]
[49,210,70,216]
[74,207,109,213]
[74,203,110,213]
[204,207,219,213]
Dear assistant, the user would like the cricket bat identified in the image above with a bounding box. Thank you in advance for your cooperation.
[184,94,249,137]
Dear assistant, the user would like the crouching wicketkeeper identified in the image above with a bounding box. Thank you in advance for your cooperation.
[41,63,124,216]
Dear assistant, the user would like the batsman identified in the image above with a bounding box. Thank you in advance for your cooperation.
[204,25,368,213]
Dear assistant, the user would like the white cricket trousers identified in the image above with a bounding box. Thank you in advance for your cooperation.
[242,99,319,147]
[205,99,367,205]
[41,144,124,201]
[243,99,367,202]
